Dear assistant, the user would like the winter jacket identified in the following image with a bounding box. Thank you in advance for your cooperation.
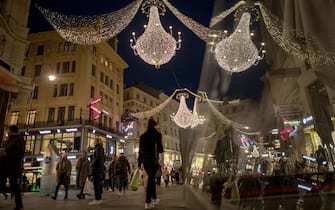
[138,127,163,167]
[3,133,25,178]
[56,158,72,185]
[91,143,104,179]
[76,156,90,188]
[116,156,131,177]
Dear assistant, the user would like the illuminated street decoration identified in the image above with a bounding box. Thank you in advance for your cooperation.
[190,97,205,128]
[171,93,193,129]
[130,5,181,68]
[37,0,143,45]
[89,97,102,120]
[214,12,265,73]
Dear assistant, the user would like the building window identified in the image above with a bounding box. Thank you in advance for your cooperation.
[57,43,63,53]
[26,110,36,126]
[91,65,96,76]
[90,86,95,98]
[9,111,19,125]
[68,106,75,121]
[59,84,68,96]
[56,62,60,73]
[34,65,42,76]
[69,83,74,96]
[53,84,58,97]
[48,108,55,122]
[32,86,39,99]
[136,94,139,100]
[71,61,76,72]
[64,42,72,52]
[105,75,108,85]
[100,72,104,82]
[37,45,44,55]
[116,84,120,94]
[57,107,65,124]
[62,61,70,73]
[110,79,113,89]
[21,66,26,76]
[103,116,107,127]
[109,117,112,128]
[92,46,97,56]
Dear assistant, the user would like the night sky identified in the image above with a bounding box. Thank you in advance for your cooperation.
[29,0,267,101]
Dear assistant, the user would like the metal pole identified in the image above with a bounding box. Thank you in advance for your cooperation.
[26,80,35,137]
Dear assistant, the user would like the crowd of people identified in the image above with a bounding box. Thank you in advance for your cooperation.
[0,118,173,210]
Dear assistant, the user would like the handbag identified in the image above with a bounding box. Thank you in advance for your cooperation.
[83,179,94,195]
[129,168,140,191]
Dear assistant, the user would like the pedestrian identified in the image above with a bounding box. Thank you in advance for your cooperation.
[0,157,8,200]
[138,118,164,209]
[52,152,72,200]
[0,125,25,209]
[116,153,131,196]
[163,168,169,187]
[76,151,90,199]
[89,138,105,206]
[170,168,176,185]
[108,155,117,192]
[155,165,162,186]
[175,170,180,184]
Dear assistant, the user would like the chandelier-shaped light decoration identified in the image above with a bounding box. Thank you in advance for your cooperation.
[190,97,206,128]
[130,6,181,69]
[171,93,193,129]
[214,12,265,73]
[37,0,143,45]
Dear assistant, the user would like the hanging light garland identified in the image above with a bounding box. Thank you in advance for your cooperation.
[214,12,265,73]
[37,0,143,45]
[255,2,335,65]
[130,5,181,68]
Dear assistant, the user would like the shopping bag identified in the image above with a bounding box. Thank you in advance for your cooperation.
[129,168,140,191]
[83,179,94,196]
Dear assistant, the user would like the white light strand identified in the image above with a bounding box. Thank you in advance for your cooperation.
[171,94,193,129]
[210,1,246,27]
[256,2,335,65]
[130,89,177,119]
[37,0,143,45]
[130,6,181,68]
[214,12,265,73]
[200,91,256,132]
[163,0,210,41]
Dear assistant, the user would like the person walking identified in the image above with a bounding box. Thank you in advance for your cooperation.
[108,155,117,192]
[0,157,8,200]
[162,168,169,187]
[116,153,131,196]
[52,152,72,200]
[0,125,25,209]
[89,138,105,206]
[76,151,90,199]
[138,118,164,209]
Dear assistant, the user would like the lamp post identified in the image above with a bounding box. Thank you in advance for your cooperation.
[26,74,56,136]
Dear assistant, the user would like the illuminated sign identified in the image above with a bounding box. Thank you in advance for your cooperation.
[102,109,110,116]
[90,106,101,114]
[90,97,102,106]
[39,130,51,134]
[302,115,313,125]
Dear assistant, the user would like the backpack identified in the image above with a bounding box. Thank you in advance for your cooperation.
[116,158,129,177]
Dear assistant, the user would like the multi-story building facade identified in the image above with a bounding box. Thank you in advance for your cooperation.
[123,82,181,169]
[5,30,128,156]
[260,1,335,158]
[0,0,31,144]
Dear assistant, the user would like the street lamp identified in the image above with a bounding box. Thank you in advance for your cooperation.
[26,74,56,135]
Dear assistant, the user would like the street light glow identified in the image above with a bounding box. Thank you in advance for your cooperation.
[48,74,56,81]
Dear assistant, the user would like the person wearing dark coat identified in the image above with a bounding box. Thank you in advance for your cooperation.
[108,155,117,192]
[52,152,72,200]
[89,138,105,206]
[0,125,25,210]
[76,151,90,199]
[116,153,131,196]
[138,118,164,209]
[0,158,8,199]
